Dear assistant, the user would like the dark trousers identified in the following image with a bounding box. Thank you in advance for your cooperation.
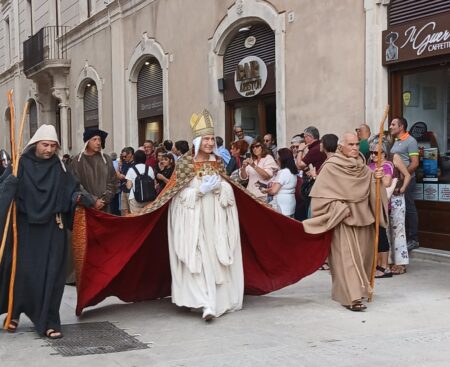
[404,179,419,242]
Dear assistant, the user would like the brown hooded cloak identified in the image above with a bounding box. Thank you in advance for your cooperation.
[303,151,388,305]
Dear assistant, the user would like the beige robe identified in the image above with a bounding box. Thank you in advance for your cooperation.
[303,152,388,306]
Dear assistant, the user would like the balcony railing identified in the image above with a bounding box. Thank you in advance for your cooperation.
[23,26,70,75]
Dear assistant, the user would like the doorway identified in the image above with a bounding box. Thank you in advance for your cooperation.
[138,115,163,146]
[226,95,276,146]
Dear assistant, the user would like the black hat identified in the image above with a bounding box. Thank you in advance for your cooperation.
[385,32,398,44]
[83,128,108,149]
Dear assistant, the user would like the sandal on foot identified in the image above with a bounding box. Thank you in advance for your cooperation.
[3,319,19,333]
[344,302,367,312]
[390,265,406,275]
[46,329,63,339]
[375,266,393,278]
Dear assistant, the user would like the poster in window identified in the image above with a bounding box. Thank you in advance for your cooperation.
[422,86,437,110]
[438,184,450,202]
[413,183,423,201]
[402,85,419,107]
[423,183,438,201]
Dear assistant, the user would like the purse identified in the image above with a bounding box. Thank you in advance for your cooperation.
[386,177,398,200]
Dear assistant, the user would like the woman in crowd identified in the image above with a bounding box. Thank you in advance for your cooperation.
[226,140,249,176]
[155,153,175,191]
[260,148,298,217]
[368,139,394,278]
[388,150,411,275]
[239,138,278,201]
[125,150,156,213]
[367,136,411,276]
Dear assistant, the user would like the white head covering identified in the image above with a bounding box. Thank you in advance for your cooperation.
[24,124,66,171]
[192,136,220,159]
[25,124,60,149]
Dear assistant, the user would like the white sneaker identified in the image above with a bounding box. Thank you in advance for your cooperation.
[202,308,215,321]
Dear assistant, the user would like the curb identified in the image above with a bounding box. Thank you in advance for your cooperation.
[410,248,450,265]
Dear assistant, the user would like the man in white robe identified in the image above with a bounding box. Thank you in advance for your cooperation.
[167,110,244,321]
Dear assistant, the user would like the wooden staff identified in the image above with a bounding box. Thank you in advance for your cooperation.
[368,105,390,302]
[2,95,30,329]
[0,91,16,267]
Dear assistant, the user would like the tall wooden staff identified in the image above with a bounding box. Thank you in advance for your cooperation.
[1,91,30,329]
[0,91,16,267]
[368,105,390,301]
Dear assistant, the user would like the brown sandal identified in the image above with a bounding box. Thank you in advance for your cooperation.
[390,265,406,275]
[344,302,367,312]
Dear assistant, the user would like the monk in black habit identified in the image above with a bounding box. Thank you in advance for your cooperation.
[0,125,90,339]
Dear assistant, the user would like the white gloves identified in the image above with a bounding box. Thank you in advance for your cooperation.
[199,175,221,195]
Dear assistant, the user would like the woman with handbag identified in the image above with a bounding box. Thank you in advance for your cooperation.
[260,148,298,217]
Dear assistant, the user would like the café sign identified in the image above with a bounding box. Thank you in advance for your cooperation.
[234,56,267,97]
[382,12,450,65]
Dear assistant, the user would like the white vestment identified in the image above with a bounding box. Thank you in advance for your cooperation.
[167,169,244,317]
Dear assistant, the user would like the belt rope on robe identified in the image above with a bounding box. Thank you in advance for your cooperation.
[369,105,390,302]
[1,90,30,329]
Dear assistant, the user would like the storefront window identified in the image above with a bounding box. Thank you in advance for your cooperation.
[402,68,450,200]
[233,101,259,137]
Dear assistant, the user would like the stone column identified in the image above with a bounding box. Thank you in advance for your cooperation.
[52,87,70,153]
[364,0,390,130]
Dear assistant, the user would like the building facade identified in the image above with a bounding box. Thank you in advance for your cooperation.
[0,0,366,154]
[366,0,450,250]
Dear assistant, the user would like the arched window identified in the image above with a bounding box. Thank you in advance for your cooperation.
[83,80,99,129]
[136,58,163,145]
[28,99,38,137]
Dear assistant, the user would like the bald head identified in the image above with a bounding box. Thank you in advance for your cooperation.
[357,124,371,140]
[338,133,360,158]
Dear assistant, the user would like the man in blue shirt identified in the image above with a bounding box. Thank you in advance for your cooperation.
[215,136,231,165]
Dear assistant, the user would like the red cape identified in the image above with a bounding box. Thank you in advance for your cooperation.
[74,183,331,316]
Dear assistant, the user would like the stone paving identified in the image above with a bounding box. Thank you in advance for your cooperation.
[1,258,449,366]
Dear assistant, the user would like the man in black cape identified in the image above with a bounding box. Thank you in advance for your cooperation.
[0,124,89,338]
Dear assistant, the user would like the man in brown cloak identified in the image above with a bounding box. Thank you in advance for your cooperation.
[70,128,117,214]
[303,133,388,311]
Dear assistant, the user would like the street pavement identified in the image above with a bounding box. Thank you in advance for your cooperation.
[1,257,449,367]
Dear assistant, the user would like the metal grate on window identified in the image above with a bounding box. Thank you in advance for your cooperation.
[223,23,275,76]
[84,83,98,112]
[388,0,450,26]
[84,82,99,128]
[137,58,163,100]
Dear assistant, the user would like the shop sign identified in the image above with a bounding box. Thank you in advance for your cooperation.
[138,94,163,119]
[234,56,267,97]
[382,12,450,65]
[409,122,427,140]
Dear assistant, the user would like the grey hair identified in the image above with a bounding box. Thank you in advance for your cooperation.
[337,132,357,145]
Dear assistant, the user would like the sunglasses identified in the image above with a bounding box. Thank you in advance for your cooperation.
[252,144,262,149]
[370,151,380,155]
